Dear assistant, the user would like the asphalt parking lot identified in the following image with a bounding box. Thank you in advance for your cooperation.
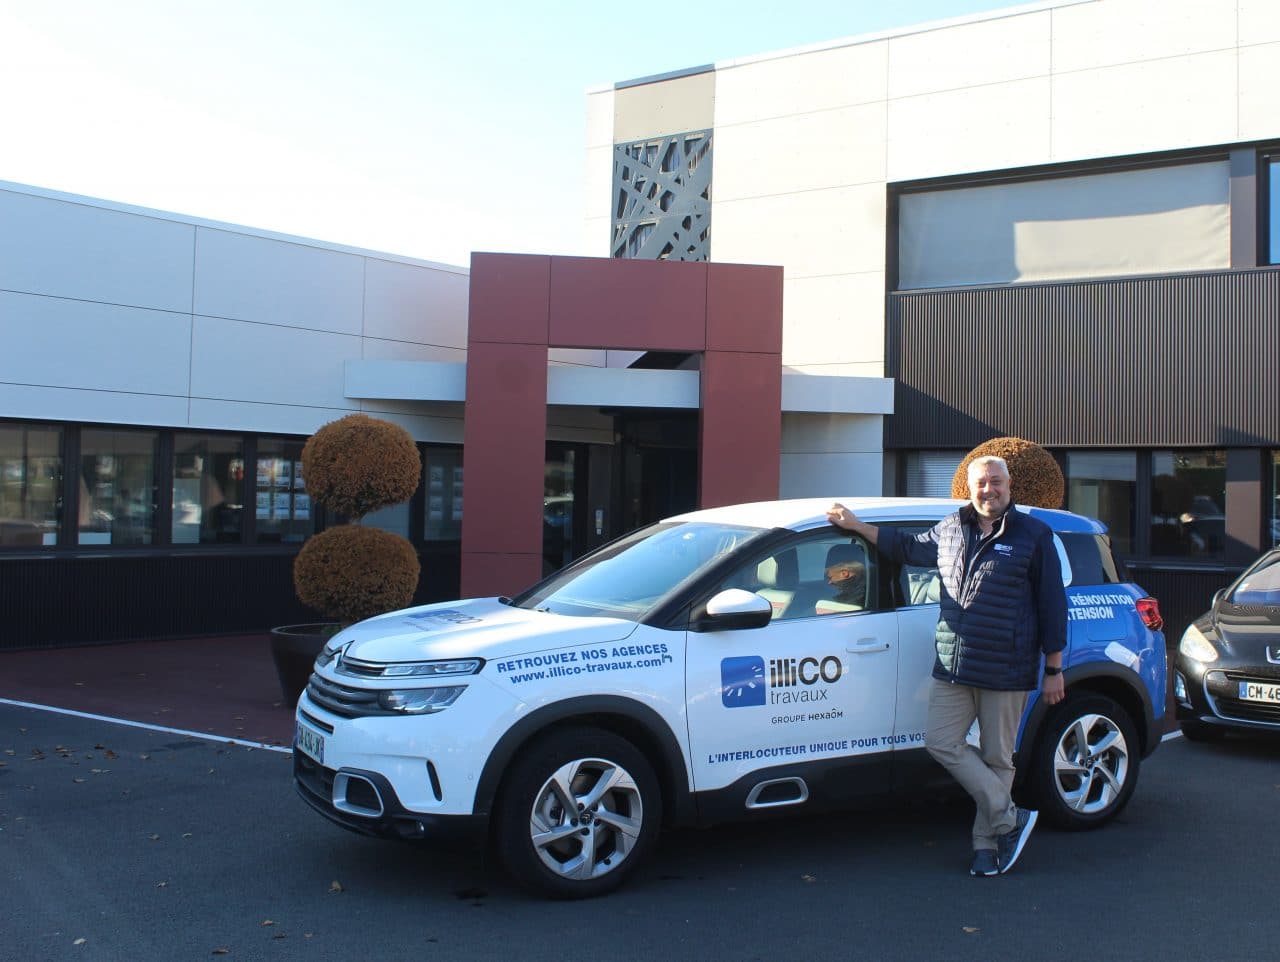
[2,703,1277,962]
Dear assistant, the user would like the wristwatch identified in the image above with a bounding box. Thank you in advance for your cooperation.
[1044,665,1063,676]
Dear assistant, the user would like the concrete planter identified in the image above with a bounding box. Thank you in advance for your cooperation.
[269,624,337,705]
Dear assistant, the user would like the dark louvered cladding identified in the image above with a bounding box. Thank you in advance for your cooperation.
[886,268,1280,449]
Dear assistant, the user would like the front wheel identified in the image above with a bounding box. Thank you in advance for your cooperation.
[493,727,661,899]
[1029,693,1140,831]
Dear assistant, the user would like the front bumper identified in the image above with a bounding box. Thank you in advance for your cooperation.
[293,751,486,841]
[1174,656,1280,733]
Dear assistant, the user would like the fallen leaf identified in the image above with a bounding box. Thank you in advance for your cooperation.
[963,926,980,934]
[18,728,26,733]
[183,833,193,838]
[73,937,86,945]
[801,874,816,883]
[212,948,229,956]
[73,777,85,784]
[140,753,150,760]
[260,920,275,927]
[91,769,110,775]
[272,933,286,941]
[104,750,118,760]
[329,880,344,893]
[149,834,161,841]
[156,881,168,888]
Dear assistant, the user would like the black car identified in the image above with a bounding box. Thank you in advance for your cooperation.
[1175,547,1280,741]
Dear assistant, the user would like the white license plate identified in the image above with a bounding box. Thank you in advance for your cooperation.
[1238,681,1280,704]
[295,721,325,764]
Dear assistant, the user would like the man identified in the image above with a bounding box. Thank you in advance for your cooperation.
[826,456,1067,876]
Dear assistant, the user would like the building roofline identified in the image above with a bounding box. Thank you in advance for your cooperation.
[602,0,1095,91]
[0,177,469,274]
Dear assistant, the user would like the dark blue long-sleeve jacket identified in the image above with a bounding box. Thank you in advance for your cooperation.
[878,503,1067,691]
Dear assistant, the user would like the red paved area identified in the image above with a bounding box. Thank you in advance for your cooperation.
[0,634,296,747]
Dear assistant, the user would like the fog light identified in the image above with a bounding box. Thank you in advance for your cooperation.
[1174,672,1189,706]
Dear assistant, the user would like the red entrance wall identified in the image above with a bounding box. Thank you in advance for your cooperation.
[461,253,782,598]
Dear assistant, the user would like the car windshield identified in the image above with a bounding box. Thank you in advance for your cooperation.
[514,521,768,621]
[1230,552,1280,606]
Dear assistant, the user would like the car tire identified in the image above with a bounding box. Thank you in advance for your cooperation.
[1179,719,1227,743]
[493,727,661,899]
[1030,693,1140,831]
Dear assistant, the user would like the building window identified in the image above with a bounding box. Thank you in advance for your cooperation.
[897,160,1230,289]
[423,447,462,541]
[1150,450,1226,559]
[254,438,311,543]
[1065,451,1136,555]
[0,422,62,547]
[79,428,158,546]
[1271,452,1280,549]
[173,434,244,544]
[612,130,712,261]
[901,450,962,498]
[1269,157,1279,265]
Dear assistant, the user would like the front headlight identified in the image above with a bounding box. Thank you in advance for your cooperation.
[380,658,484,678]
[377,686,466,714]
[1178,624,1219,663]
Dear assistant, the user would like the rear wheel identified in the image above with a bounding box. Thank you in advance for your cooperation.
[1030,693,1140,830]
[493,727,661,899]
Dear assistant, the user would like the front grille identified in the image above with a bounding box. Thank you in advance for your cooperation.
[1206,670,1280,726]
[306,673,396,718]
[336,656,388,678]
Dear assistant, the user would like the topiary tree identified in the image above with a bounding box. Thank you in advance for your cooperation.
[293,413,422,625]
[950,436,1064,509]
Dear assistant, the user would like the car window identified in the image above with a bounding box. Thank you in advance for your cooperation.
[1059,532,1122,587]
[515,521,769,621]
[713,530,878,620]
[888,523,941,608]
[1230,552,1280,606]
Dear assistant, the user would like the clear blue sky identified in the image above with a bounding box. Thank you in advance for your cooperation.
[0,0,1022,267]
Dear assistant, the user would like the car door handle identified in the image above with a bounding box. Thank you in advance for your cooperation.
[847,638,890,653]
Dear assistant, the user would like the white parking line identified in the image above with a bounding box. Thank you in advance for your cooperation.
[1161,728,1183,742]
[0,697,293,754]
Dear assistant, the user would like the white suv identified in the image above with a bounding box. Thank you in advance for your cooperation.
[293,498,1167,898]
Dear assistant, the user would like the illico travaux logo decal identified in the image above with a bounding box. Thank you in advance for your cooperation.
[720,655,843,708]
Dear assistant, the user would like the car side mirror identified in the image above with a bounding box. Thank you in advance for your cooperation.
[693,589,773,632]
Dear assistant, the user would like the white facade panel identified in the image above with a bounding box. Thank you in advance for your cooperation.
[1051,51,1238,161]
[1238,43,1280,141]
[0,292,192,397]
[549,348,608,367]
[584,216,612,259]
[358,341,466,364]
[781,272,885,373]
[780,451,884,498]
[887,77,1052,181]
[886,10,1051,99]
[0,382,190,428]
[189,315,359,411]
[363,258,468,349]
[713,41,888,126]
[712,183,886,278]
[187,398,358,437]
[713,104,886,202]
[781,412,885,452]
[585,88,615,148]
[1051,0,1238,74]
[345,360,467,402]
[193,228,365,334]
[0,188,194,312]
[584,145,615,228]
[1240,0,1280,45]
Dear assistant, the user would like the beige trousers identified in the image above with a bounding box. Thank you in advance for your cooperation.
[925,677,1029,851]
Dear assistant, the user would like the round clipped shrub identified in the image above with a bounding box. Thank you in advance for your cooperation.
[294,525,421,625]
[302,413,420,520]
[950,436,1064,509]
